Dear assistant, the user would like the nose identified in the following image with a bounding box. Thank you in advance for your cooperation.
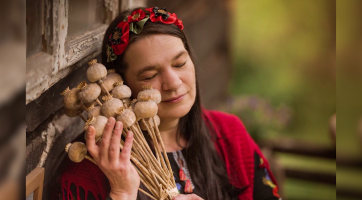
[161,68,182,91]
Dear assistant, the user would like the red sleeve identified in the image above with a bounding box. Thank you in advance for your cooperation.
[202,109,279,200]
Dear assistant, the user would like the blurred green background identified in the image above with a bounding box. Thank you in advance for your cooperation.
[223,0,351,199]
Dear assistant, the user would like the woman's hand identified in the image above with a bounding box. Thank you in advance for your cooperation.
[172,194,204,200]
[86,117,140,200]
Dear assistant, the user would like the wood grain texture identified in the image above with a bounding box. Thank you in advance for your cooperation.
[26,167,45,200]
[26,58,91,132]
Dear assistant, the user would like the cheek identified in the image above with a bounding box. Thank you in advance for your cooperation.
[183,67,196,92]
[123,74,142,99]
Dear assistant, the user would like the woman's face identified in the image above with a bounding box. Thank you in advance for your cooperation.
[123,34,196,121]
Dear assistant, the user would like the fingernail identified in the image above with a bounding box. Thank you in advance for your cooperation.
[107,117,113,124]
[128,131,133,137]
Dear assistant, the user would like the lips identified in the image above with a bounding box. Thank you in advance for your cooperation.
[163,94,186,103]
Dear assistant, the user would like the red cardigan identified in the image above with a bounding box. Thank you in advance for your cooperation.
[59,110,277,200]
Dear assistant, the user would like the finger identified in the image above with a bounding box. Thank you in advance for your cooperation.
[172,194,184,200]
[120,130,133,162]
[172,194,202,200]
[100,117,115,158]
[109,121,123,165]
[85,126,99,161]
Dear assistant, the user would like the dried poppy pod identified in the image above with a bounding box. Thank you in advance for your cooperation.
[122,98,131,108]
[100,69,123,94]
[86,59,107,82]
[77,81,102,106]
[65,142,87,163]
[61,87,81,110]
[101,94,124,117]
[112,82,132,99]
[86,104,102,118]
[137,85,161,104]
[140,114,160,130]
[84,101,96,108]
[84,115,108,141]
[116,107,136,128]
[134,95,158,119]
[64,108,79,117]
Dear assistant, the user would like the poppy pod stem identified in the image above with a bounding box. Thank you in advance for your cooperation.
[95,98,103,106]
[141,119,160,161]
[145,119,173,187]
[86,104,95,112]
[77,112,87,122]
[152,116,175,186]
[120,137,162,195]
[122,100,129,109]
[79,102,88,111]
[98,79,111,96]
[122,128,149,163]
[127,125,171,184]
[84,155,97,165]
[131,125,170,181]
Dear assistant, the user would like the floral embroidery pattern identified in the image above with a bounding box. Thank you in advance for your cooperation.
[172,150,194,193]
[262,168,281,198]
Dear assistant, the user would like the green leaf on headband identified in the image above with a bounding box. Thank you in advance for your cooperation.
[130,18,149,34]
[106,45,117,62]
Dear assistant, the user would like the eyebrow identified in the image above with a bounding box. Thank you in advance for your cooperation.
[173,50,187,61]
[136,50,188,77]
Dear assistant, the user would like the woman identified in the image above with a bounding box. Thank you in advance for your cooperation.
[59,7,281,200]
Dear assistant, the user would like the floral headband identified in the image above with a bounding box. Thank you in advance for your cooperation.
[106,7,184,62]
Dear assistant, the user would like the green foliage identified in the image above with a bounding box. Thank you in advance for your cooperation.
[229,0,335,143]
[228,0,338,199]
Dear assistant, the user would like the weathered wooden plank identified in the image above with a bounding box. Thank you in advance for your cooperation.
[260,139,336,159]
[285,168,335,185]
[42,114,86,200]
[337,157,362,169]
[26,55,100,132]
[26,167,45,199]
[65,24,108,67]
[337,188,362,199]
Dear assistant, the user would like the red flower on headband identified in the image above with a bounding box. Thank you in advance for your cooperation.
[109,21,130,55]
[127,9,146,23]
[145,7,184,30]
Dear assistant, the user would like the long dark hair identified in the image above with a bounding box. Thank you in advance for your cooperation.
[102,8,243,200]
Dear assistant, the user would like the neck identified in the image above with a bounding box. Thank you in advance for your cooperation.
[158,117,186,152]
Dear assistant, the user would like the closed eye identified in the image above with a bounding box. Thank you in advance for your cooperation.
[142,74,157,81]
[174,61,187,68]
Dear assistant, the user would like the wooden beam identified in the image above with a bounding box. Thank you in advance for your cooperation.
[337,158,362,169]
[285,168,335,185]
[26,53,102,132]
[26,63,88,132]
[26,167,45,200]
[337,188,362,199]
[260,138,336,159]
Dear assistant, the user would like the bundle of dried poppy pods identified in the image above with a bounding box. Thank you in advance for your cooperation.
[61,59,178,200]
